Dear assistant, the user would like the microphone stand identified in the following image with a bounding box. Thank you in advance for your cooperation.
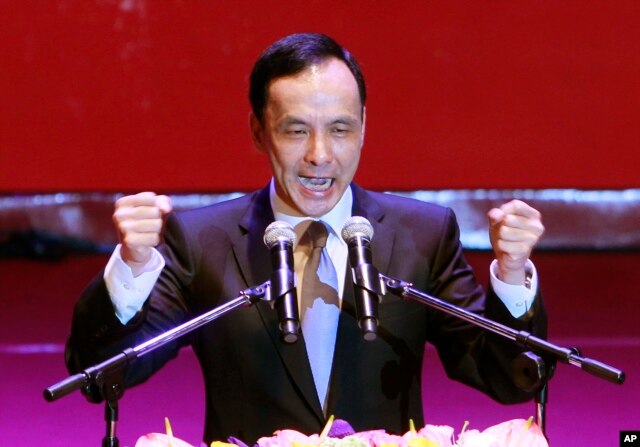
[44,281,275,447]
[373,274,625,436]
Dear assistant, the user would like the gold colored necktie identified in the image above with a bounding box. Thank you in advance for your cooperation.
[299,221,340,411]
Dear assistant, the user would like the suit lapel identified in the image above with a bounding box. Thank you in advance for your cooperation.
[232,186,325,424]
[233,187,273,293]
[351,184,395,276]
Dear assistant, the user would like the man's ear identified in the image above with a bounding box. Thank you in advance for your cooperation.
[249,112,266,153]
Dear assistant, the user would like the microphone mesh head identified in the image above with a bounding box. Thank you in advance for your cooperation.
[264,221,296,248]
[341,216,374,243]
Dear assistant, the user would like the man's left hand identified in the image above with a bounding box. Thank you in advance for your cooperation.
[488,200,544,285]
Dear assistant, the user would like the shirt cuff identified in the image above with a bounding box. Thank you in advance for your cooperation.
[104,244,165,324]
[489,259,538,319]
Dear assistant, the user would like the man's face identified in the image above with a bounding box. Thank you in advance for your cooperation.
[251,58,365,217]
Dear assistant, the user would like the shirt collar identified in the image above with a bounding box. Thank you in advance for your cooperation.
[269,178,353,243]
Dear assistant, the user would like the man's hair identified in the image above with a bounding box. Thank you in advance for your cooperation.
[249,33,366,123]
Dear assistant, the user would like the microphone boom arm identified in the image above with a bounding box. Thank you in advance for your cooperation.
[379,273,625,385]
[44,281,273,447]
[45,281,272,402]
[378,272,624,436]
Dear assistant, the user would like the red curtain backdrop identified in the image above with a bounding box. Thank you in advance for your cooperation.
[1,1,639,192]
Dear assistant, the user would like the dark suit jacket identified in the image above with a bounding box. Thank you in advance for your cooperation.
[66,184,547,445]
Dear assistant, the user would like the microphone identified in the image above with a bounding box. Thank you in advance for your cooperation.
[264,221,300,343]
[341,216,381,341]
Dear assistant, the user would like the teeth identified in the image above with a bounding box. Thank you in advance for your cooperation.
[299,177,333,191]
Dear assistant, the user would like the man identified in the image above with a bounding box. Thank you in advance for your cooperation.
[66,33,546,445]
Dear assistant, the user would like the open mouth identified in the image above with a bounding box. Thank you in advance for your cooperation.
[299,176,334,192]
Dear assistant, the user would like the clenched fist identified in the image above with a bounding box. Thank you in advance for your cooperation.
[113,192,173,268]
[488,200,544,285]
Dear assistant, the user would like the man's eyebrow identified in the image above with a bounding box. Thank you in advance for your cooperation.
[278,116,309,127]
[276,115,360,128]
[330,116,360,126]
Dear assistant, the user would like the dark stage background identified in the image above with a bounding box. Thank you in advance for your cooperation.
[1,1,638,446]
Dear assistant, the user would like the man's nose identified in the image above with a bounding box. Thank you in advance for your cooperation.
[304,133,333,165]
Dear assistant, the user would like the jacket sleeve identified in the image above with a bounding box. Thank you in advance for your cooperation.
[65,212,198,401]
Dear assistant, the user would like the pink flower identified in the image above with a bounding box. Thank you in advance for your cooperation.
[411,425,455,447]
[134,432,195,447]
[256,429,320,447]
[481,419,548,447]
[456,429,500,447]
[355,430,407,447]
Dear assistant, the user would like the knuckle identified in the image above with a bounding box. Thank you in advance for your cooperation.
[114,195,127,207]
[122,234,136,247]
[113,207,128,222]
[136,191,156,201]
[117,220,131,234]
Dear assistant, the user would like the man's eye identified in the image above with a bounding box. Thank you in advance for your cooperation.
[287,129,308,135]
[332,127,349,135]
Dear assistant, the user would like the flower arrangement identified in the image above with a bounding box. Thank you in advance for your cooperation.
[135,416,548,447]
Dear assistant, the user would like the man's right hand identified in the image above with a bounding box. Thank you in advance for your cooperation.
[113,192,173,269]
